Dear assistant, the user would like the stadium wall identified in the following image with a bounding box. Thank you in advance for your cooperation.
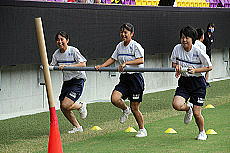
[0,49,229,120]
[0,1,230,65]
[0,1,230,119]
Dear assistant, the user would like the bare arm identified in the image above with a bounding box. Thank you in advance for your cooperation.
[59,62,86,70]
[118,57,144,72]
[124,57,144,65]
[172,62,181,78]
[188,66,213,74]
[172,62,213,76]
[95,58,116,69]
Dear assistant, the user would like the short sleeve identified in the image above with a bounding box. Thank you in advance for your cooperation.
[111,44,119,60]
[170,46,177,64]
[73,48,87,63]
[134,43,144,59]
[50,51,58,66]
[199,50,212,67]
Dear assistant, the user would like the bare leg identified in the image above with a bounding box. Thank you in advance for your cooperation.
[205,72,209,81]
[130,102,144,129]
[61,98,82,110]
[193,105,205,132]
[111,90,128,110]
[60,97,82,128]
[172,96,189,111]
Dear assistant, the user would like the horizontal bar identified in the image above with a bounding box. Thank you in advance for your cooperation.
[49,66,176,72]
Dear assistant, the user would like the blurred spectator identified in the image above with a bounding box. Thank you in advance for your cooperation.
[94,0,100,3]
[159,0,175,6]
[67,0,76,2]
[203,23,215,86]
[203,23,215,60]
[75,0,95,3]
[86,0,94,3]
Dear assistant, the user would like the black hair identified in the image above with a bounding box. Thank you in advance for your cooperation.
[55,31,69,41]
[180,26,197,44]
[196,28,204,40]
[207,23,215,31]
[120,23,134,33]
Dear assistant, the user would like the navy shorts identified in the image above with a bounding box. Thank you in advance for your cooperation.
[59,78,84,103]
[114,73,145,102]
[175,76,206,106]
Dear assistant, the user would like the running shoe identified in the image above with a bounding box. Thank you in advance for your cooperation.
[79,102,87,119]
[136,128,147,137]
[120,107,131,124]
[197,131,207,140]
[206,82,211,88]
[68,126,83,134]
[184,102,193,124]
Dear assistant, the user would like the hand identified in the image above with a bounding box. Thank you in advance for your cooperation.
[58,64,67,70]
[175,65,181,78]
[188,66,195,74]
[95,65,102,70]
[118,63,126,72]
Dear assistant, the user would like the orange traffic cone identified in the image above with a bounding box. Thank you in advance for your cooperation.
[48,107,63,153]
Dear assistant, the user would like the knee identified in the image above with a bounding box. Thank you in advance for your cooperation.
[172,96,186,111]
[172,103,181,111]
[61,103,71,111]
[111,96,120,105]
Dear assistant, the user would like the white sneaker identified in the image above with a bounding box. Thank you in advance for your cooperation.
[136,128,147,137]
[120,107,131,124]
[79,102,87,119]
[184,102,193,124]
[197,131,207,140]
[68,126,83,134]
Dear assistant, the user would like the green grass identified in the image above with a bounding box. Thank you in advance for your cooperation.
[0,79,229,153]
[63,103,230,153]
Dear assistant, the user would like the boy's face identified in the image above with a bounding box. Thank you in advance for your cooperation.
[180,33,192,50]
[120,29,134,43]
[56,35,69,51]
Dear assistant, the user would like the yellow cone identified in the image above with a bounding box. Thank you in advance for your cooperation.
[205,104,215,109]
[125,127,137,132]
[206,129,217,135]
[91,126,102,131]
[164,128,177,134]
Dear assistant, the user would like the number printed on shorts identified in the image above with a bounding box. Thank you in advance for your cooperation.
[69,91,77,98]
[197,97,205,104]
[133,94,140,100]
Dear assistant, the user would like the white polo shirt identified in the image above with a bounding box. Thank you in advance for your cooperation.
[111,40,144,73]
[170,44,212,77]
[194,40,206,53]
[50,46,87,81]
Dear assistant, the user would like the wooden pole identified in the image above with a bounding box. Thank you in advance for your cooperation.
[35,17,55,108]
[35,17,63,153]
